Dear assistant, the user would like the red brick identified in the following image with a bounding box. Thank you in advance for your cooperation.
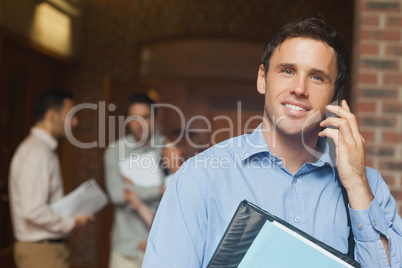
[360,130,375,142]
[387,16,402,27]
[360,43,379,55]
[383,102,402,113]
[356,101,376,112]
[384,74,402,85]
[361,15,380,26]
[383,131,402,143]
[366,159,374,168]
[382,174,396,187]
[358,73,378,84]
[386,44,402,56]
[391,190,401,200]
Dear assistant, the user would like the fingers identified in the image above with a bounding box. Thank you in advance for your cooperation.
[340,100,361,141]
[124,188,136,198]
[321,100,361,138]
[124,188,134,203]
[318,128,339,146]
[74,214,95,230]
[123,177,134,185]
[124,188,140,203]
[85,215,95,223]
[320,116,354,144]
[319,100,365,152]
[124,188,132,194]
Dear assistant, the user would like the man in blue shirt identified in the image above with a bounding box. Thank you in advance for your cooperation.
[143,18,402,267]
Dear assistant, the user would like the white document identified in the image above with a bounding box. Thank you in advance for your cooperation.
[238,221,355,268]
[118,151,163,187]
[51,179,109,217]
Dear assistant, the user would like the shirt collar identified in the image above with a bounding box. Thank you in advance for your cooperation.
[240,124,274,161]
[31,127,58,150]
[242,123,336,168]
[312,137,336,167]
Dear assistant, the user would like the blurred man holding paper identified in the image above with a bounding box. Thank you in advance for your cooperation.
[104,93,165,268]
[9,89,93,268]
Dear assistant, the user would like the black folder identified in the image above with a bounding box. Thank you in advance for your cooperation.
[207,200,360,268]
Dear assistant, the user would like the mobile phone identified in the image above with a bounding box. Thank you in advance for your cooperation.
[325,100,340,129]
[324,99,339,165]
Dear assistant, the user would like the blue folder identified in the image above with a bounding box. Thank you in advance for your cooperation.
[207,200,360,268]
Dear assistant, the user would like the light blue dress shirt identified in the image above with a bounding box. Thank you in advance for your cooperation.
[143,124,402,268]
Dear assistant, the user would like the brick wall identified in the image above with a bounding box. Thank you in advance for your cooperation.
[353,0,402,211]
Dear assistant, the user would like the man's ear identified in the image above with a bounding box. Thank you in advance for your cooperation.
[257,64,266,95]
[44,109,58,123]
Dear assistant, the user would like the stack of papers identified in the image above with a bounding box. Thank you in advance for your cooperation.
[51,179,109,217]
[118,151,164,187]
[207,200,360,268]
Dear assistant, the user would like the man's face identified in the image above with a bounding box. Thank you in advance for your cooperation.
[257,37,337,137]
[53,98,78,139]
[127,103,152,142]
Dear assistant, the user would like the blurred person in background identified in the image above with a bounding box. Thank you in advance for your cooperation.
[104,93,165,268]
[9,89,93,268]
[124,131,195,252]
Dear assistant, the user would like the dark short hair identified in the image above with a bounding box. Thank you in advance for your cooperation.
[33,88,74,122]
[261,17,350,102]
[124,93,156,117]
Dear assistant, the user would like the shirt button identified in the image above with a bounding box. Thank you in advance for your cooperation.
[372,220,377,227]
[358,224,363,230]
[294,217,301,223]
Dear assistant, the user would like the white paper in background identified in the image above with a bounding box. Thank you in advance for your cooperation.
[51,179,109,217]
[118,151,163,187]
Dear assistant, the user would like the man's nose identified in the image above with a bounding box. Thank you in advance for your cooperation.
[290,76,309,97]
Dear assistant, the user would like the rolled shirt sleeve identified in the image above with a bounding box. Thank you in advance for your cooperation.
[350,170,402,268]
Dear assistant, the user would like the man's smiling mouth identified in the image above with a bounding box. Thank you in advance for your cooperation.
[283,103,308,111]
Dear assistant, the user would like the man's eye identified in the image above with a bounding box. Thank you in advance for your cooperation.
[311,75,323,81]
[283,69,293,75]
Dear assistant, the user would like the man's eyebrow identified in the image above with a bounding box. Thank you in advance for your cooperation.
[275,63,295,71]
[312,68,332,82]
